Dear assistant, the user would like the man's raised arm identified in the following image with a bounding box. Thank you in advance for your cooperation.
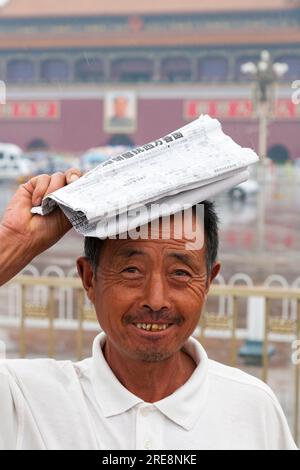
[0,169,81,287]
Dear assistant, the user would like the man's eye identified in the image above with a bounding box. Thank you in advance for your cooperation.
[174,270,191,277]
[122,267,139,274]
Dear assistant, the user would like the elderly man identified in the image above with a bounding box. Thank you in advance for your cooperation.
[0,173,297,450]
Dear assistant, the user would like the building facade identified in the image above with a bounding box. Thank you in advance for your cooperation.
[0,0,299,160]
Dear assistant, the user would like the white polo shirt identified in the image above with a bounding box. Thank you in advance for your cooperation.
[0,333,297,450]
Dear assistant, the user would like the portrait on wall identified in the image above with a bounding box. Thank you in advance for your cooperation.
[104,91,137,134]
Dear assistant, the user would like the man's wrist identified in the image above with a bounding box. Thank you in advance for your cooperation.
[0,224,35,286]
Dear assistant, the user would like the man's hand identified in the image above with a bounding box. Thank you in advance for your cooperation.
[0,168,82,258]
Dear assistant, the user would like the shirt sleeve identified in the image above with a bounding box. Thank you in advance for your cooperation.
[0,365,18,450]
[263,387,298,450]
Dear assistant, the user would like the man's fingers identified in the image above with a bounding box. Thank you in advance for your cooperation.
[22,168,81,208]
[29,174,52,207]
[44,172,67,199]
[65,168,82,185]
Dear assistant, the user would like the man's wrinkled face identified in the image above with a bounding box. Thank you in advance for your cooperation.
[78,216,220,363]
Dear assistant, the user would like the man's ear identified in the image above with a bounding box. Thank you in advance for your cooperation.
[206,261,221,293]
[76,257,96,304]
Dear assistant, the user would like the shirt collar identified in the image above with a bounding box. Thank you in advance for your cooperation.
[92,333,143,417]
[91,332,209,431]
[154,337,209,430]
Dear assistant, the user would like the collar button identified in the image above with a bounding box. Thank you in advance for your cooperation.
[144,439,152,450]
[140,407,151,417]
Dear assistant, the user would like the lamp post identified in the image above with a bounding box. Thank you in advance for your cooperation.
[238,52,288,367]
[241,50,288,161]
[240,51,288,253]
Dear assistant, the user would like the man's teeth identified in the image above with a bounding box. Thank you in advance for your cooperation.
[135,323,170,331]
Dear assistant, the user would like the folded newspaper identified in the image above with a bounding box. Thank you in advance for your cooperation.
[31,115,259,238]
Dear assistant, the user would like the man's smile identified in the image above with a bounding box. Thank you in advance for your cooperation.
[134,322,172,331]
[127,322,176,338]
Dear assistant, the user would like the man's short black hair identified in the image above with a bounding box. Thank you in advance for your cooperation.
[84,200,219,279]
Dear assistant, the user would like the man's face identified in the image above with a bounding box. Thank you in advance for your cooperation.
[77,217,220,363]
[114,96,128,118]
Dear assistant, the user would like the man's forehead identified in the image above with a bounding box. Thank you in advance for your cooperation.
[124,212,204,243]
[105,237,204,262]
[100,212,205,258]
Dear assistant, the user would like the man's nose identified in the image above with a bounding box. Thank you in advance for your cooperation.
[140,272,171,312]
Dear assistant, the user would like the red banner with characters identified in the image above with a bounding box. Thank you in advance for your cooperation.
[0,101,60,120]
[184,99,300,120]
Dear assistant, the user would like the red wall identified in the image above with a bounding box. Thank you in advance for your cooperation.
[0,98,299,159]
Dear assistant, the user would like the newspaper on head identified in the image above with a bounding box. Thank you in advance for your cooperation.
[31,115,259,238]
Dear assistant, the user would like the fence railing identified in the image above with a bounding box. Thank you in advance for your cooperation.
[1,274,300,444]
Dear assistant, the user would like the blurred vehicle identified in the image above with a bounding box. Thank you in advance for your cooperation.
[228,178,259,200]
[294,158,300,168]
[80,146,130,172]
[80,149,110,173]
[25,152,79,176]
[228,165,259,200]
[0,144,33,181]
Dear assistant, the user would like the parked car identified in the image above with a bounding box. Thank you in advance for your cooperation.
[24,152,79,176]
[0,144,33,181]
[228,178,259,200]
[228,165,260,200]
[80,146,131,172]
[80,149,110,173]
[294,157,300,168]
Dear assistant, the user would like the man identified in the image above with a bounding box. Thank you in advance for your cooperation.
[0,173,297,450]
[108,95,135,130]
